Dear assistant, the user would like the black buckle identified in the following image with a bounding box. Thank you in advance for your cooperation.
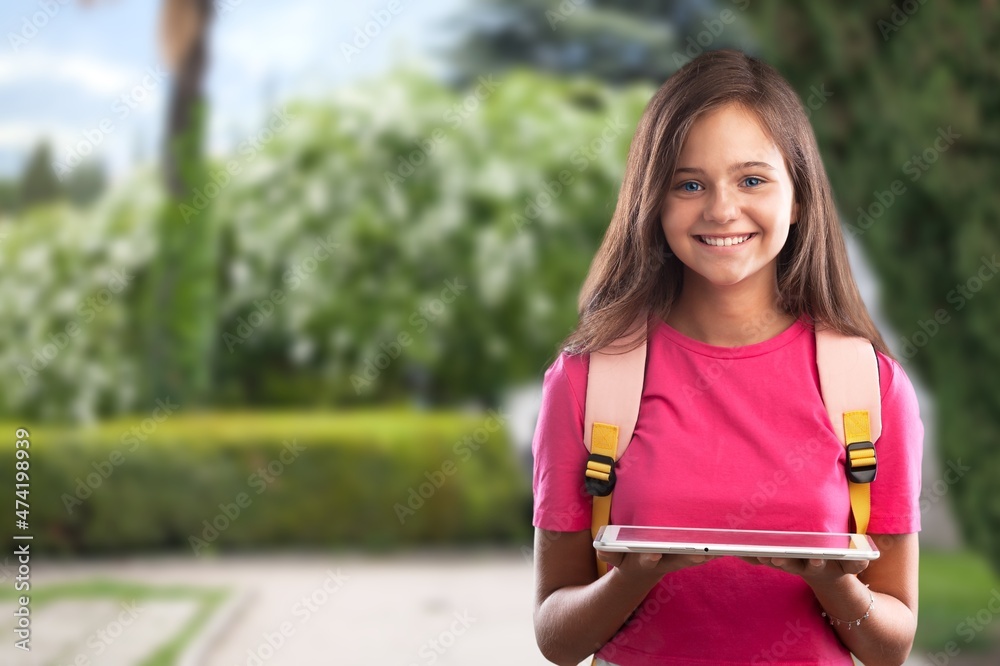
[584,453,616,497]
[846,441,877,484]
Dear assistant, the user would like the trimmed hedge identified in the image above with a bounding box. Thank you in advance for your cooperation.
[1,409,531,554]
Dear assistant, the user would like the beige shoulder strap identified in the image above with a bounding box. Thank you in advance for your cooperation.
[815,326,882,534]
[584,314,649,460]
[583,312,649,577]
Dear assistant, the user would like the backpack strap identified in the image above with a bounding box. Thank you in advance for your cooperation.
[815,327,883,535]
[583,313,649,575]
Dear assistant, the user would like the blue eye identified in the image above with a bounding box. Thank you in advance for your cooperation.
[743,176,763,187]
[679,181,702,192]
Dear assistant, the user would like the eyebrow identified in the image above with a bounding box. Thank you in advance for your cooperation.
[673,161,777,176]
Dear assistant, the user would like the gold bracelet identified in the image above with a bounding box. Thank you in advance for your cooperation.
[821,584,874,630]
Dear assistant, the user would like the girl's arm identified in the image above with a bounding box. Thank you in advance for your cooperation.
[750,532,919,666]
[532,527,713,665]
[810,532,919,666]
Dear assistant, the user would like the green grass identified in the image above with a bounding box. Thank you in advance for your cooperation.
[917,549,1000,652]
[1,579,228,665]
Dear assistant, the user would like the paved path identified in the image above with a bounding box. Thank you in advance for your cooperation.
[4,550,948,665]
[17,549,557,666]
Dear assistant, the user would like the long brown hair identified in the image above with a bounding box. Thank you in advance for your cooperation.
[561,49,891,359]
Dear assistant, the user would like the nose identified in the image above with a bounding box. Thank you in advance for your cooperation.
[703,186,739,224]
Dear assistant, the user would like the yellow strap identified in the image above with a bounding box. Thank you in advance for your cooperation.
[590,422,619,576]
[843,410,872,535]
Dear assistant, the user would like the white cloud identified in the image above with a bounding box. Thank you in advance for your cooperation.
[0,121,77,149]
[0,51,139,94]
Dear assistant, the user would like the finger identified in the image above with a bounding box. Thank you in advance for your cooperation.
[638,553,663,569]
[597,550,624,566]
[806,559,826,570]
[839,559,869,576]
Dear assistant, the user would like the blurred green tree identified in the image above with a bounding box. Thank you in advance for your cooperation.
[143,0,218,408]
[19,141,62,209]
[63,160,108,207]
[0,179,18,213]
[749,2,999,572]
[444,0,753,85]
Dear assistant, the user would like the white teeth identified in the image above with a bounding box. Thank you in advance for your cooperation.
[700,234,753,247]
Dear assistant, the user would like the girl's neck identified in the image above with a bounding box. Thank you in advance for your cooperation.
[665,272,796,347]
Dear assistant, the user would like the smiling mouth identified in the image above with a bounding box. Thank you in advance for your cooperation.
[696,233,757,247]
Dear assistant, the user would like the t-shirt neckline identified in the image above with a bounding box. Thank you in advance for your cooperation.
[653,313,810,359]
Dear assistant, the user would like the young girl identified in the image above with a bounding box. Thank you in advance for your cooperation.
[531,49,922,665]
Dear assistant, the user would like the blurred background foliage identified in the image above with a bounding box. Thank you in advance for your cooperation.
[0,72,649,419]
[0,0,996,652]
[749,1,999,581]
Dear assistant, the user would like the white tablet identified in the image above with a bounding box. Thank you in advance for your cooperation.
[593,525,880,561]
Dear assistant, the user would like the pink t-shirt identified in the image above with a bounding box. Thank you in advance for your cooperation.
[532,314,923,665]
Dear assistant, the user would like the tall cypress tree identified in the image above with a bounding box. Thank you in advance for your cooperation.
[19,141,62,209]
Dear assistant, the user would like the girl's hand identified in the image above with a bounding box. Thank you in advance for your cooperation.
[738,556,869,586]
[598,549,717,583]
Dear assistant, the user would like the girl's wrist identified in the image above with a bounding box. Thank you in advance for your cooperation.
[808,573,873,624]
[805,571,852,598]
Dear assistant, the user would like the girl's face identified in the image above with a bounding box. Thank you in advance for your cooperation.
[660,103,798,293]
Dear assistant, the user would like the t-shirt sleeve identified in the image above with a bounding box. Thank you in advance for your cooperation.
[531,350,593,532]
[867,353,924,534]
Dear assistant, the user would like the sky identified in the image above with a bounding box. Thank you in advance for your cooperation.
[0,0,465,180]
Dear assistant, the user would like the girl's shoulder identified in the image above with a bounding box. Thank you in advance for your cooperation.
[873,350,921,417]
[541,349,590,409]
